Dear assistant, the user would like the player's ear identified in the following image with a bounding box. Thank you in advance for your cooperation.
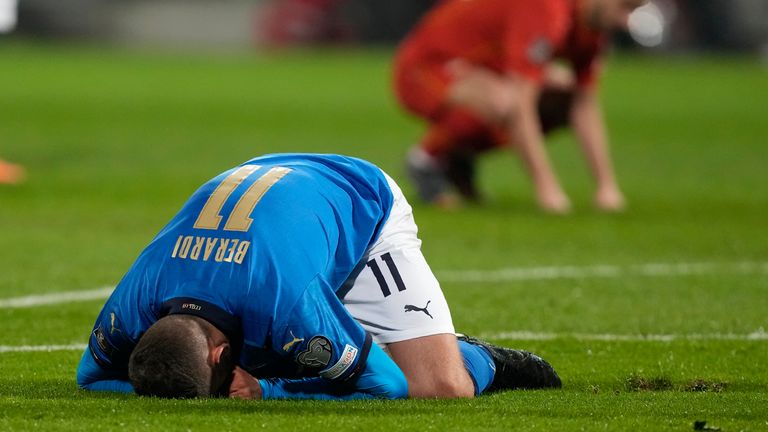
[209,342,235,396]
[210,342,230,366]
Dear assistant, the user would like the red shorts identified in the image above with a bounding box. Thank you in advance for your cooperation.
[393,45,451,121]
[393,48,507,154]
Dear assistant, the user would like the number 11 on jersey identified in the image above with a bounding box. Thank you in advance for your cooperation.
[193,165,292,232]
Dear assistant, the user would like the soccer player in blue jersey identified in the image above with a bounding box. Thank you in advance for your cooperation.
[76,153,560,400]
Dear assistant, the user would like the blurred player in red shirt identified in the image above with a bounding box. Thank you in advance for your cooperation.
[394,0,646,213]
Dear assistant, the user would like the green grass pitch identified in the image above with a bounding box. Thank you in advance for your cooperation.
[1,41,767,431]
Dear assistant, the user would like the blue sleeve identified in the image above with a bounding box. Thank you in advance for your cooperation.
[258,342,407,400]
[272,278,372,382]
[76,349,134,393]
[77,279,153,392]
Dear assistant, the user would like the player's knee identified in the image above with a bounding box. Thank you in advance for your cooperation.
[410,374,475,399]
[431,377,475,399]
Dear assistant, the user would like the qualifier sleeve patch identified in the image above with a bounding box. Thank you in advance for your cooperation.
[296,336,333,368]
[320,344,359,380]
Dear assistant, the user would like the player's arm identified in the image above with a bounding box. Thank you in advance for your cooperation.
[76,349,134,393]
[76,297,144,393]
[494,1,572,213]
[506,75,571,213]
[570,86,626,211]
[229,342,407,400]
[231,277,409,401]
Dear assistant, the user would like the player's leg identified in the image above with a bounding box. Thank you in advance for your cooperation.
[395,57,510,206]
[403,98,501,206]
[457,334,562,391]
[407,109,496,205]
[385,334,480,398]
[394,53,460,207]
[426,109,507,203]
[443,60,519,126]
[340,174,494,398]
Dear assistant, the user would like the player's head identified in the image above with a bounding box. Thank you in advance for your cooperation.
[580,0,647,32]
[128,315,234,398]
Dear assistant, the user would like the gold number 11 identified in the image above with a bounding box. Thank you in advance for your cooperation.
[193,165,292,232]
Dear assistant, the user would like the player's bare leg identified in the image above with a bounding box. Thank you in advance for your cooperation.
[445,60,517,126]
[446,61,571,214]
[387,333,475,398]
[0,158,25,185]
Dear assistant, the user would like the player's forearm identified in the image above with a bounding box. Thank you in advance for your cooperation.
[258,372,407,401]
[259,343,408,400]
[570,91,618,189]
[509,96,562,192]
[76,349,134,393]
[258,377,377,400]
[80,379,134,393]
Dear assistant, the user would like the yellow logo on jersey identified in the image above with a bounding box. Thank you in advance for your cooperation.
[110,312,121,334]
[282,330,304,352]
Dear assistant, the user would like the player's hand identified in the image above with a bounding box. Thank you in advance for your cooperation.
[228,366,263,400]
[536,186,572,214]
[594,185,626,212]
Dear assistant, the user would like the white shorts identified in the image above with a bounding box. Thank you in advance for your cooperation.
[341,172,455,347]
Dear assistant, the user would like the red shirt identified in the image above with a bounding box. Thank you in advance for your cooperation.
[399,0,606,88]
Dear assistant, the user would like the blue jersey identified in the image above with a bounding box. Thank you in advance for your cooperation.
[80,154,397,393]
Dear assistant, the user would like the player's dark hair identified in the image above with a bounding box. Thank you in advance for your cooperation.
[128,315,212,398]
